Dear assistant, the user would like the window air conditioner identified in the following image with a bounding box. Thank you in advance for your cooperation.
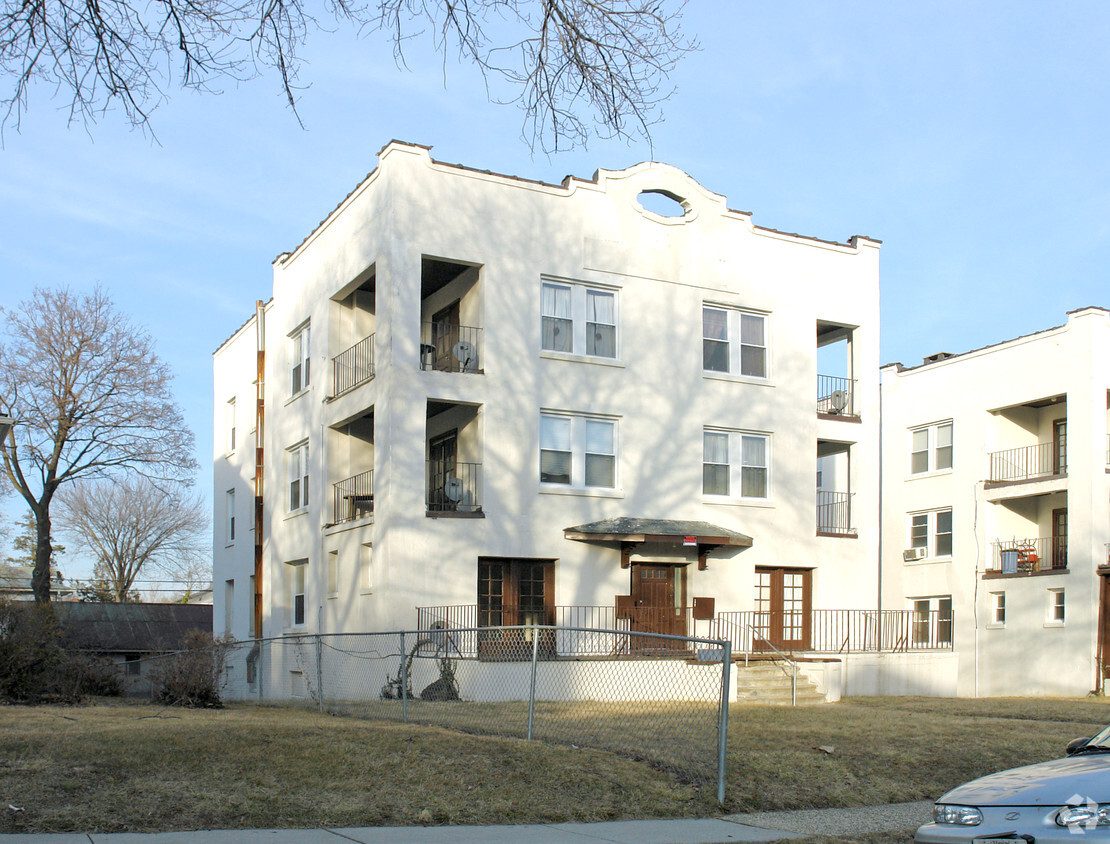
[903,547,928,561]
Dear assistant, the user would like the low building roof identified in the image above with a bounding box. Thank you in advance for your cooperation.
[564,517,753,546]
[56,602,213,654]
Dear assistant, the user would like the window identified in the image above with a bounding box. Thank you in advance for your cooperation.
[361,543,374,593]
[541,281,617,358]
[910,422,953,474]
[540,413,617,490]
[226,397,236,454]
[224,580,235,635]
[327,550,338,597]
[124,653,142,676]
[478,558,555,627]
[288,442,309,511]
[287,561,307,627]
[290,323,311,394]
[1047,588,1065,625]
[702,306,768,378]
[225,489,236,543]
[703,429,769,499]
[990,591,1006,626]
[911,596,953,646]
[908,508,952,557]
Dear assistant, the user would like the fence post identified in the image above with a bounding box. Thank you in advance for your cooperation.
[400,631,408,724]
[717,639,732,805]
[315,634,324,712]
[526,626,540,741]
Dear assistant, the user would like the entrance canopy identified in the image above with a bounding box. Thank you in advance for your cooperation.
[564,517,752,570]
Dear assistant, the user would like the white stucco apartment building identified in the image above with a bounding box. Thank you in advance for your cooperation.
[881,306,1110,697]
[212,141,882,670]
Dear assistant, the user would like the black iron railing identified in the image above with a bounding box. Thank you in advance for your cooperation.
[816,491,855,535]
[817,375,858,417]
[332,470,373,524]
[426,461,482,512]
[990,536,1067,573]
[420,323,482,373]
[332,334,374,396]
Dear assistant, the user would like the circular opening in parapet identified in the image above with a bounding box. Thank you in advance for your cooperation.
[636,189,688,218]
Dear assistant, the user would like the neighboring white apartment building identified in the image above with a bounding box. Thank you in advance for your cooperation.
[213,141,881,673]
[881,306,1110,697]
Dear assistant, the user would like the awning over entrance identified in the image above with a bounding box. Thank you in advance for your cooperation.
[563,517,753,570]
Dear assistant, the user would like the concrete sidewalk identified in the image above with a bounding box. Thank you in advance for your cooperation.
[0,801,931,843]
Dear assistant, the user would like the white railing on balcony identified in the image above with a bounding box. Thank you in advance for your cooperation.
[816,375,858,417]
[332,334,374,396]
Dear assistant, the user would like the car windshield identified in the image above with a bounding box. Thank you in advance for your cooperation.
[1082,723,1110,749]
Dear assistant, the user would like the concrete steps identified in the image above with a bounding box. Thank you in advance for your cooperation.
[735,661,828,705]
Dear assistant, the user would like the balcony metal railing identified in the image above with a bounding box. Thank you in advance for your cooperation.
[816,375,858,417]
[712,609,954,653]
[332,470,373,525]
[420,323,482,373]
[990,536,1067,573]
[332,334,374,396]
[816,491,855,535]
[988,442,1063,483]
[426,461,482,512]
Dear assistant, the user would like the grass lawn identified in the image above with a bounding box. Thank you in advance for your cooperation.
[2,695,1109,834]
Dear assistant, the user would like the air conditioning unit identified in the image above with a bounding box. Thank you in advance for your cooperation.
[903,547,928,561]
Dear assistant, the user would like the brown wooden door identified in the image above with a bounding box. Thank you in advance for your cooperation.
[754,567,812,651]
[1053,419,1067,475]
[1099,570,1110,690]
[428,430,457,511]
[631,564,687,650]
[1052,507,1068,569]
[431,301,461,371]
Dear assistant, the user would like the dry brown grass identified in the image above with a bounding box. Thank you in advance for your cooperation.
[2,695,1109,834]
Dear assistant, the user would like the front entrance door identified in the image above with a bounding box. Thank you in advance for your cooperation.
[754,567,812,651]
[630,564,687,651]
[428,430,458,512]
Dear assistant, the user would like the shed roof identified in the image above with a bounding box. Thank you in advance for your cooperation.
[56,603,213,653]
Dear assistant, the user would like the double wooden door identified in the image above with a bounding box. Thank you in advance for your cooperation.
[754,567,812,651]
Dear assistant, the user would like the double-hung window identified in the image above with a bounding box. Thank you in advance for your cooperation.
[911,596,953,646]
[226,397,236,454]
[1047,588,1065,625]
[290,323,311,395]
[540,413,617,490]
[541,281,618,359]
[908,508,953,557]
[702,306,768,378]
[910,421,953,474]
[226,489,236,543]
[287,561,307,627]
[288,442,309,512]
[703,428,770,500]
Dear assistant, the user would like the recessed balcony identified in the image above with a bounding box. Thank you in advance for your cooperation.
[816,490,856,537]
[331,470,373,525]
[987,442,1064,485]
[332,334,374,397]
[817,375,858,419]
[420,323,482,373]
[987,536,1067,575]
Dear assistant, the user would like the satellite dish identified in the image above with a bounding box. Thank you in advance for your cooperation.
[829,389,848,413]
[444,477,463,502]
[452,341,474,366]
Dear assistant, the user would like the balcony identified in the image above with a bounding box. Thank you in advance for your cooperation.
[987,537,1067,575]
[421,323,482,373]
[427,461,482,514]
[332,470,373,525]
[332,334,374,397]
[816,491,855,536]
[816,375,858,418]
[988,442,1064,484]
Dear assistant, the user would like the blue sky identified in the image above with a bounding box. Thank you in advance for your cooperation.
[2,2,1107,576]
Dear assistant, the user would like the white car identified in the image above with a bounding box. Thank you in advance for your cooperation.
[916,726,1110,842]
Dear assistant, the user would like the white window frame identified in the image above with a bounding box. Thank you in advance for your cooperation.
[910,595,953,646]
[224,579,235,636]
[1046,588,1065,627]
[907,508,952,558]
[286,560,308,628]
[327,550,339,598]
[361,543,374,594]
[287,441,309,513]
[989,591,1006,628]
[702,428,771,501]
[909,421,953,475]
[540,279,619,360]
[290,322,311,396]
[539,412,619,492]
[702,304,769,379]
[226,397,237,455]
[225,488,236,544]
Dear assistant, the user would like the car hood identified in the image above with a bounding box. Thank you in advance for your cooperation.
[940,754,1110,806]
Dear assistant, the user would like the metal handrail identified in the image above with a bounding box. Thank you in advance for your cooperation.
[739,622,798,706]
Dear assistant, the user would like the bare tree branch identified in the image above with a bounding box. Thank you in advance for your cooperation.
[0,0,694,150]
[56,476,207,602]
[0,286,197,602]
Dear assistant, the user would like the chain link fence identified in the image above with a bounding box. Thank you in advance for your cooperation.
[208,626,732,801]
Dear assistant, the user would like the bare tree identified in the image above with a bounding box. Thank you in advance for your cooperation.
[57,477,207,603]
[0,286,197,603]
[0,0,694,151]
